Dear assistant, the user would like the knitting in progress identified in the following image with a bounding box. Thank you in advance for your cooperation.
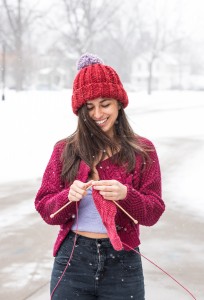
[34,53,195,300]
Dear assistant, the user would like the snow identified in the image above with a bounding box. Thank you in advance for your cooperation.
[0,198,35,229]
[0,89,77,183]
[0,89,204,218]
[1,261,51,288]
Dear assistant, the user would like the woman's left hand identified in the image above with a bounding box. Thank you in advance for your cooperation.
[92,180,127,201]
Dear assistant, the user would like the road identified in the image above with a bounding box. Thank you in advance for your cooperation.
[0,136,204,300]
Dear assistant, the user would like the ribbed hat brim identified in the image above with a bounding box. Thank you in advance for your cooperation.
[72,82,128,114]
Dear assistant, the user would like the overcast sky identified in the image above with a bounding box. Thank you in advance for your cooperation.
[31,0,204,40]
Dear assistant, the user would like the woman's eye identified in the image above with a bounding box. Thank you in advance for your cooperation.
[86,103,110,110]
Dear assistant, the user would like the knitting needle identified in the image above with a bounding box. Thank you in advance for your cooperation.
[50,182,138,224]
[50,183,93,219]
[112,200,138,224]
[50,197,138,224]
[50,201,72,218]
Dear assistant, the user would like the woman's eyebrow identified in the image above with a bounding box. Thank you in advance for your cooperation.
[86,99,111,105]
[100,98,111,103]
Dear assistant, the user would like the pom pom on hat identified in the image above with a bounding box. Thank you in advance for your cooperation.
[77,53,104,70]
[72,53,128,114]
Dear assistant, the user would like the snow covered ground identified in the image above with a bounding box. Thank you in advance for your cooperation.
[0,89,203,218]
[0,89,203,300]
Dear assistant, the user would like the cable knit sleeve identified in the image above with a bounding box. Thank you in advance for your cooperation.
[119,139,165,226]
[34,141,76,225]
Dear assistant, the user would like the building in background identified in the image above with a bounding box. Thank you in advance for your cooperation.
[131,54,192,92]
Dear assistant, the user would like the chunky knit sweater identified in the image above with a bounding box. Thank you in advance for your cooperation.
[35,138,165,256]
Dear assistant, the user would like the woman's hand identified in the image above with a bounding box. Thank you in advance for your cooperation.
[92,180,127,201]
[68,180,93,202]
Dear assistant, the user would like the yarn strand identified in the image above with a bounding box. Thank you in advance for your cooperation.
[50,202,79,300]
[122,242,197,300]
[50,202,197,300]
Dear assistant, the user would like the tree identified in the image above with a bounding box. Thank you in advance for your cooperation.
[39,0,123,85]
[100,2,141,83]
[132,0,188,94]
[2,0,43,90]
[48,0,121,56]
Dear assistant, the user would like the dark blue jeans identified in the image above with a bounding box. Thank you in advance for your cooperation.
[50,231,145,299]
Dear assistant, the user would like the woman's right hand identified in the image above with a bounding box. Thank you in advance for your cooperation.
[68,180,93,202]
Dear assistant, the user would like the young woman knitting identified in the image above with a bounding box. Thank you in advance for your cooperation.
[35,53,165,300]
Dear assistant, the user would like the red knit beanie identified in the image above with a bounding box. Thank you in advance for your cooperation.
[72,53,128,115]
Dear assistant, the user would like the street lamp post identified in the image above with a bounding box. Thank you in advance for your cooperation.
[2,43,6,101]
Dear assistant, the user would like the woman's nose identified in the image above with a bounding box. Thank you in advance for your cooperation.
[93,107,102,119]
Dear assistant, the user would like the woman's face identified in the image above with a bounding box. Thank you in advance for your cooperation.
[86,98,120,138]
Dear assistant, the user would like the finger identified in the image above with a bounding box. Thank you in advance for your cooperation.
[92,180,115,186]
[70,180,93,198]
[93,185,113,192]
[75,191,85,199]
[93,183,119,192]
[73,180,88,189]
[68,194,78,202]
[71,185,86,195]
[69,190,84,201]
[69,190,83,202]
[84,180,93,190]
[74,180,93,191]
[71,190,79,197]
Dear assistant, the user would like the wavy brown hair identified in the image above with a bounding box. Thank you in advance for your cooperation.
[61,104,151,184]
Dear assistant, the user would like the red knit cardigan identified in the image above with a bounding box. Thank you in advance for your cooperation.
[35,138,165,256]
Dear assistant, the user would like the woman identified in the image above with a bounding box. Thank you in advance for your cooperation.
[35,53,165,299]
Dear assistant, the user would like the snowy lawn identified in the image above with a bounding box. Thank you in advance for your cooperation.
[0,89,203,218]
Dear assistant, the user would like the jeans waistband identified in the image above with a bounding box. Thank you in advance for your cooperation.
[69,230,112,247]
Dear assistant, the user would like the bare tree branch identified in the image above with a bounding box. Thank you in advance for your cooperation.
[2,0,16,33]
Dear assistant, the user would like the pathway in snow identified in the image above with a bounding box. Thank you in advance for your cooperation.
[0,135,203,300]
[0,91,203,299]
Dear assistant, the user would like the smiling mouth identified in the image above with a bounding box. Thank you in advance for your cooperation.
[95,118,108,125]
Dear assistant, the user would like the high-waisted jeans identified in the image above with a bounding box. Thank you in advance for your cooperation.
[50,231,145,300]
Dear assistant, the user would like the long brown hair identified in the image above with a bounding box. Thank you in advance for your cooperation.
[61,104,151,184]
